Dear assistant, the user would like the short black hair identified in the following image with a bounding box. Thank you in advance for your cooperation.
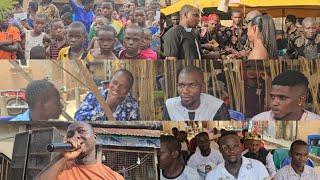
[196,132,209,141]
[179,66,204,83]
[290,140,308,152]
[125,24,144,38]
[68,21,87,35]
[30,45,46,59]
[272,70,309,89]
[160,135,181,153]
[81,0,94,5]
[29,1,38,12]
[171,12,180,18]
[99,25,117,38]
[26,79,58,109]
[286,15,297,24]
[51,18,63,28]
[231,9,242,16]
[61,4,72,16]
[62,12,73,20]
[180,5,197,18]
[102,0,114,9]
[218,131,239,146]
[172,127,178,131]
[114,69,134,90]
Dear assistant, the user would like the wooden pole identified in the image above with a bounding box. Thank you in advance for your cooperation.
[75,87,80,109]
[73,59,116,121]
[0,96,8,116]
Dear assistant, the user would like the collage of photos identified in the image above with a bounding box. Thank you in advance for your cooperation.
[0,0,319,180]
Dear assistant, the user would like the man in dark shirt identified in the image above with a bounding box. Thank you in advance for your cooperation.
[163,66,230,121]
[292,17,320,59]
[162,5,201,60]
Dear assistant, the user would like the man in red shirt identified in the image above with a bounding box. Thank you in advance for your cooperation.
[0,14,21,60]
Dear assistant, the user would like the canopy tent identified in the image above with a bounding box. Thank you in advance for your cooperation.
[239,0,320,7]
[161,0,320,17]
[160,0,240,16]
[240,0,320,17]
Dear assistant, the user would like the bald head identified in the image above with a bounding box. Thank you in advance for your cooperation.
[245,10,261,22]
[302,17,315,27]
[302,17,316,39]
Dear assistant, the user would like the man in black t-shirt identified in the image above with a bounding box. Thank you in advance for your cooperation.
[162,5,201,60]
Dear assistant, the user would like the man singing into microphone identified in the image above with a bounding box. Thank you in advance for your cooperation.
[35,122,124,180]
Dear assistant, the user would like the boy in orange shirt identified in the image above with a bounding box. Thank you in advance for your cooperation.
[0,14,21,60]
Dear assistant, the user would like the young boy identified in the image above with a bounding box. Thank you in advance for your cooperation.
[87,25,118,60]
[0,13,21,60]
[61,12,73,27]
[119,25,146,59]
[88,1,124,42]
[48,19,67,60]
[140,29,157,60]
[25,1,38,29]
[134,7,148,28]
[58,21,88,61]
[30,45,46,59]
[160,135,200,180]
[69,0,94,33]
[25,13,50,60]
[87,16,110,50]
[57,22,92,100]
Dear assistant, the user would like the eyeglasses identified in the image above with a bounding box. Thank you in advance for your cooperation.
[220,144,241,152]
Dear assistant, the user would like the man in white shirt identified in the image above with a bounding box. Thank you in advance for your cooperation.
[242,132,276,177]
[206,131,270,180]
[160,135,200,180]
[163,66,230,121]
[187,132,224,179]
[274,140,319,180]
[252,70,320,121]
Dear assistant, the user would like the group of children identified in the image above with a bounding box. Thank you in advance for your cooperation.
[0,0,160,62]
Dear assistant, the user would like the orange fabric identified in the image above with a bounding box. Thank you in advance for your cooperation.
[0,26,21,59]
[57,162,124,180]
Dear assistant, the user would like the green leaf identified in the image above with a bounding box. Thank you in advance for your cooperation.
[0,0,18,21]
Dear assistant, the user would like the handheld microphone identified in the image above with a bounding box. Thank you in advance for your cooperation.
[47,143,75,152]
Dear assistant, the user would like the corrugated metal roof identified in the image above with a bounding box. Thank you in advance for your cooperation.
[94,128,160,137]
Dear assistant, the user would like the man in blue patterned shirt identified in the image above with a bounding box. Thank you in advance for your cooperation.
[74,69,140,121]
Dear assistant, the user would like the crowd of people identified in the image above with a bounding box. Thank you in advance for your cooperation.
[160,128,320,179]
[6,64,320,121]
[0,0,160,61]
[160,5,320,60]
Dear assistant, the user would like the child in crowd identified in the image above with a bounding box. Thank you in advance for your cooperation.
[25,13,50,60]
[48,19,67,60]
[69,0,94,33]
[134,8,147,28]
[30,45,46,59]
[140,29,157,60]
[119,25,148,59]
[61,12,73,27]
[58,21,89,61]
[87,16,110,50]
[87,25,118,60]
